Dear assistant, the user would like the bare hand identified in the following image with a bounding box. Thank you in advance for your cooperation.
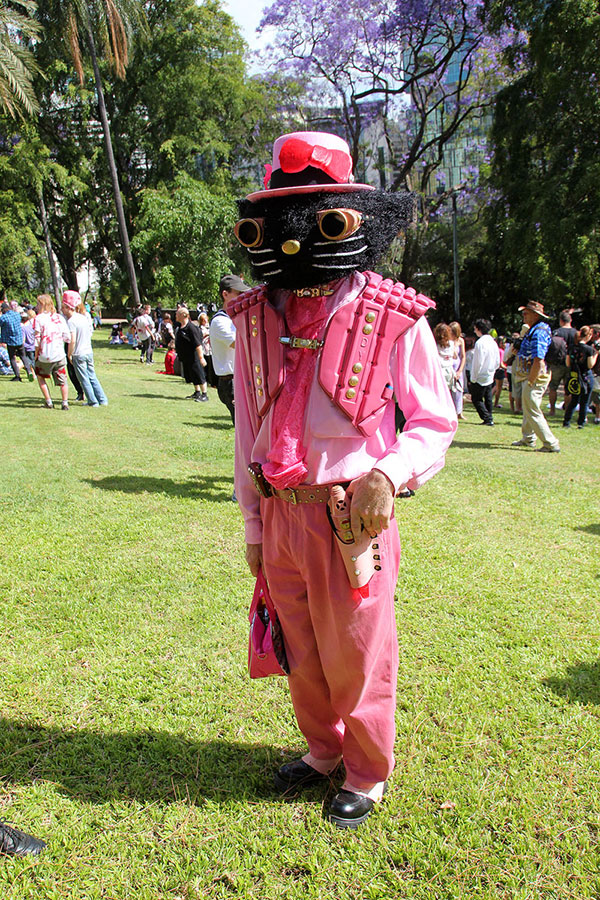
[245,542,263,577]
[346,470,395,539]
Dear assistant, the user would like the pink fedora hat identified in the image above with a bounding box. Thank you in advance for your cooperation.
[246,131,375,201]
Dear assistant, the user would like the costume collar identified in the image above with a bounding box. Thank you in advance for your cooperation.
[290,283,337,298]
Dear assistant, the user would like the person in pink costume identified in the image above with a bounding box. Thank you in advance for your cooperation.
[231,132,457,829]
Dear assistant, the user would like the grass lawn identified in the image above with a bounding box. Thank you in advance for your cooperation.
[1,332,599,899]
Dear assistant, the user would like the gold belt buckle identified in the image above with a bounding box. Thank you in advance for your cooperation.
[287,488,298,505]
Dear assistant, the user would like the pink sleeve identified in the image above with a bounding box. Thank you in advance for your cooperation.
[373,317,458,493]
[233,340,263,543]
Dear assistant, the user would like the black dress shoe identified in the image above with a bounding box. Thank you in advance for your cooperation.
[0,821,46,857]
[274,759,330,794]
[327,789,379,829]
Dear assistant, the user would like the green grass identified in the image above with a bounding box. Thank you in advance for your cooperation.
[1,333,599,899]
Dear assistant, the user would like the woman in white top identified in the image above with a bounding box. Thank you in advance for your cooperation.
[449,321,466,419]
[434,322,456,380]
[33,294,71,409]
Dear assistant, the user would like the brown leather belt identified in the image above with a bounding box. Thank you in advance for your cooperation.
[271,484,332,505]
[248,462,344,504]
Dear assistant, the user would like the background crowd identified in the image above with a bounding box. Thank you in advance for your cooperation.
[4,289,600,442]
[433,308,600,448]
[0,273,245,422]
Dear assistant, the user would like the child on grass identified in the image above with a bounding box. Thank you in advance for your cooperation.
[157,340,177,375]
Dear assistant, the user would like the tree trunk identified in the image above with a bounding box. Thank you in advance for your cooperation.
[87,26,141,308]
[37,187,62,310]
[400,227,421,285]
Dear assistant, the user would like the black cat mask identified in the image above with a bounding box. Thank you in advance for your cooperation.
[234,131,415,291]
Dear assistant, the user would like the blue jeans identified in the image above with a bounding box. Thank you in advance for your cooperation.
[72,353,108,405]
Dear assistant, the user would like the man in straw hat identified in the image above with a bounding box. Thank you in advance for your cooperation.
[511,300,560,452]
[230,131,457,828]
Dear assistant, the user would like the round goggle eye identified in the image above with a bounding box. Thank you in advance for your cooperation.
[234,218,264,248]
[317,209,363,241]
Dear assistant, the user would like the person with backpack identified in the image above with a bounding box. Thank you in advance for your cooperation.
[562,326,599,429]
[511,300,560,452]
[547,310,577,416]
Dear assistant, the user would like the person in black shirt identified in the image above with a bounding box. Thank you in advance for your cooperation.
[174,307,208,402]
[548,310,578,416]
[563,326,599,428]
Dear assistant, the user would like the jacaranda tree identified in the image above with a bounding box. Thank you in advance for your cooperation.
[259,0,515,281]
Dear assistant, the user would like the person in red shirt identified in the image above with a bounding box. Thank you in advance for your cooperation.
[157,340,177,375]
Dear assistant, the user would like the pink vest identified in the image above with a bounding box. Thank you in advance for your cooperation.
[228,271,435,437]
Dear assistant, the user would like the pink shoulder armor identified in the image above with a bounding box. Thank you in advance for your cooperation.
[227,287,285,422]
[318,272,435,436]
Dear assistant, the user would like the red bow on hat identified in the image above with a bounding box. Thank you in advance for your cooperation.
[278,137,353,184]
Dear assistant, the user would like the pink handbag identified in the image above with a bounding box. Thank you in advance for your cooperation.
[248,567,289,678]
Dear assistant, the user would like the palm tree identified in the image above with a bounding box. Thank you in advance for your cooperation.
[0,0,40,118]
[0,4,61,304]
[51,0,144,306]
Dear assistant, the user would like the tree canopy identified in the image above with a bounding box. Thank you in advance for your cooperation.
[486,0,600,318]
[0,0,286,305]
[1,0,599,322]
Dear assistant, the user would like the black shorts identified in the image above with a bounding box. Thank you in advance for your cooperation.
[183,357,206,385]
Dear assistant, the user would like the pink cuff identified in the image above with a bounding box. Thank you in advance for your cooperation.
[342,779,387,802]
[301,752,342,775]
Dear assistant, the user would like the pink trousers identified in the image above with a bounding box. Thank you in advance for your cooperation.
[261,496,401,791]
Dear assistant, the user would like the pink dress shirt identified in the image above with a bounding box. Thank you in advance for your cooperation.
[234,271,457,544]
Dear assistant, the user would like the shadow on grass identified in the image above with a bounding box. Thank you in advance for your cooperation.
[574,523,600,536]
[126,392,185,400]
[0,398,50,408]
[85,474,233,501]
[105,359,159,366]
[450,440,508,450]
[0,718,294,805]
[183,419,233,430]
[544,661,600,706]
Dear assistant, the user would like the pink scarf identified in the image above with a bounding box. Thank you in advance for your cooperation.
[262,294,330,489]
